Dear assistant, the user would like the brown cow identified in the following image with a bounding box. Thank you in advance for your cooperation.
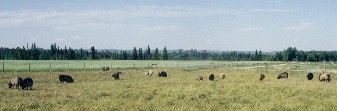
[260,74,265,81]
[277,72,288,79]
[9,76,22,89]
[219,73,225,79]
[319,73,331,82]
[196,76,203,81]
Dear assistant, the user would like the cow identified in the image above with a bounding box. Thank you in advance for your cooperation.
[59,75,74,83]
[145,70,154,77]
[9,76,22,89]
[20,77,33,90]
[277,72,288,79]
[209,74,215,81]
[158,71,168,77]
[102,67,110,72]
[319,73,331,82]
[112,72,123,80]
[260,74,265,81]
[196,76,203,81]
[219,73,225,79]
[307,72,314,80]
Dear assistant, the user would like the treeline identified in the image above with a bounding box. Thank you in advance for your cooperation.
[0,43,336,62]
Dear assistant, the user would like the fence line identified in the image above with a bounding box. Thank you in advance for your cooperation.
[0,61,334,73]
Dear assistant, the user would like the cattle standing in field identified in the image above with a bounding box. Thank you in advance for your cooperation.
[219,73,225,80]
[20,77,33,90]
[277,72,288,79]
[307,72,314,80]
[145,70,154,77]
[209,74,215,81]
[8,76,22,89]
[196,76,203,81]
[102,67,110,72]
[319,73,331,82]
[59,75,74,83]
[260,74,265,81]
[158,71,168,77]
[112,72,122,80]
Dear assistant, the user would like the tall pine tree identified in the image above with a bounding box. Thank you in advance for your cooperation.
[132,47,138,60]
[163,47,168,60]
[138,48,143,60]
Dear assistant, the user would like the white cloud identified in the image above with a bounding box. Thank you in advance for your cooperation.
[0,6,240,29]
[206,39,213,42]
[284,22,316,31]
[56,38,65,41]
[141,25,179,31]
[251,8,295,13]
[73,36,80,39]
[238,27,263,32]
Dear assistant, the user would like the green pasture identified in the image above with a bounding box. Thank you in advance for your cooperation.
[0,60,336,73]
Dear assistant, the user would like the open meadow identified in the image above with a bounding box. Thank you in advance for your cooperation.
[1,61,337,110]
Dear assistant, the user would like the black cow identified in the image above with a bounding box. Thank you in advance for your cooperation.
[59,75,74,83]
[307,73,314,80]
[19,77,33,90]
[260,74,265,81]
[112,72,122,80]
[209,74,215,81]
[158,71,168,77]
[277,72,288,79]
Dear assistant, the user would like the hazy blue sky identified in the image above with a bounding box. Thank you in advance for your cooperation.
[1,0,337,51]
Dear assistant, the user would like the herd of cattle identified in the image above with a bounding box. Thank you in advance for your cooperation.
[7,68,333,91]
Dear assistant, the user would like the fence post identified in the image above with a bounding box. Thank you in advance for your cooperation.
[2,62,4,73]
[256,63,259,72]
[50,63,52,72]
[265,62,268,73]
[29,63,31,72]
[324,60,326,72]
[134,64,136,70]
[68,63,70,72]
[84,63,86,71]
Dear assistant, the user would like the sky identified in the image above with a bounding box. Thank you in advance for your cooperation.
[0,0,337,51]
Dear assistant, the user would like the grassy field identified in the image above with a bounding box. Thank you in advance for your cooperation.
[1,61,337,110]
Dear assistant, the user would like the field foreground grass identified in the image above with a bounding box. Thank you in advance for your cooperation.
[1,68,337,111]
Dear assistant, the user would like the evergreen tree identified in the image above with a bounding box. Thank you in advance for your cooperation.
[163,47,168,60]
[146,45,151,60]
[132,47,138,60]
[153,48,160,60]
[91,46,97,60]
[138,48,143,60]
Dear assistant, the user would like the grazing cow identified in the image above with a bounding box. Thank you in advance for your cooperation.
[277,72,288,79]
[260,74,265,81]
[219,73,225,80]
[145,70,154,77]
[102,67,110,72]
[20,77,33,90]
[59,75,74,83]
[209,74,215,81]
[196,76,203,81]
[112,72,122,80]
[158,71,168,77]
[307,72,314,80]
[9,76,22,89]
[319,73,331,82]
[8,82,14,88]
